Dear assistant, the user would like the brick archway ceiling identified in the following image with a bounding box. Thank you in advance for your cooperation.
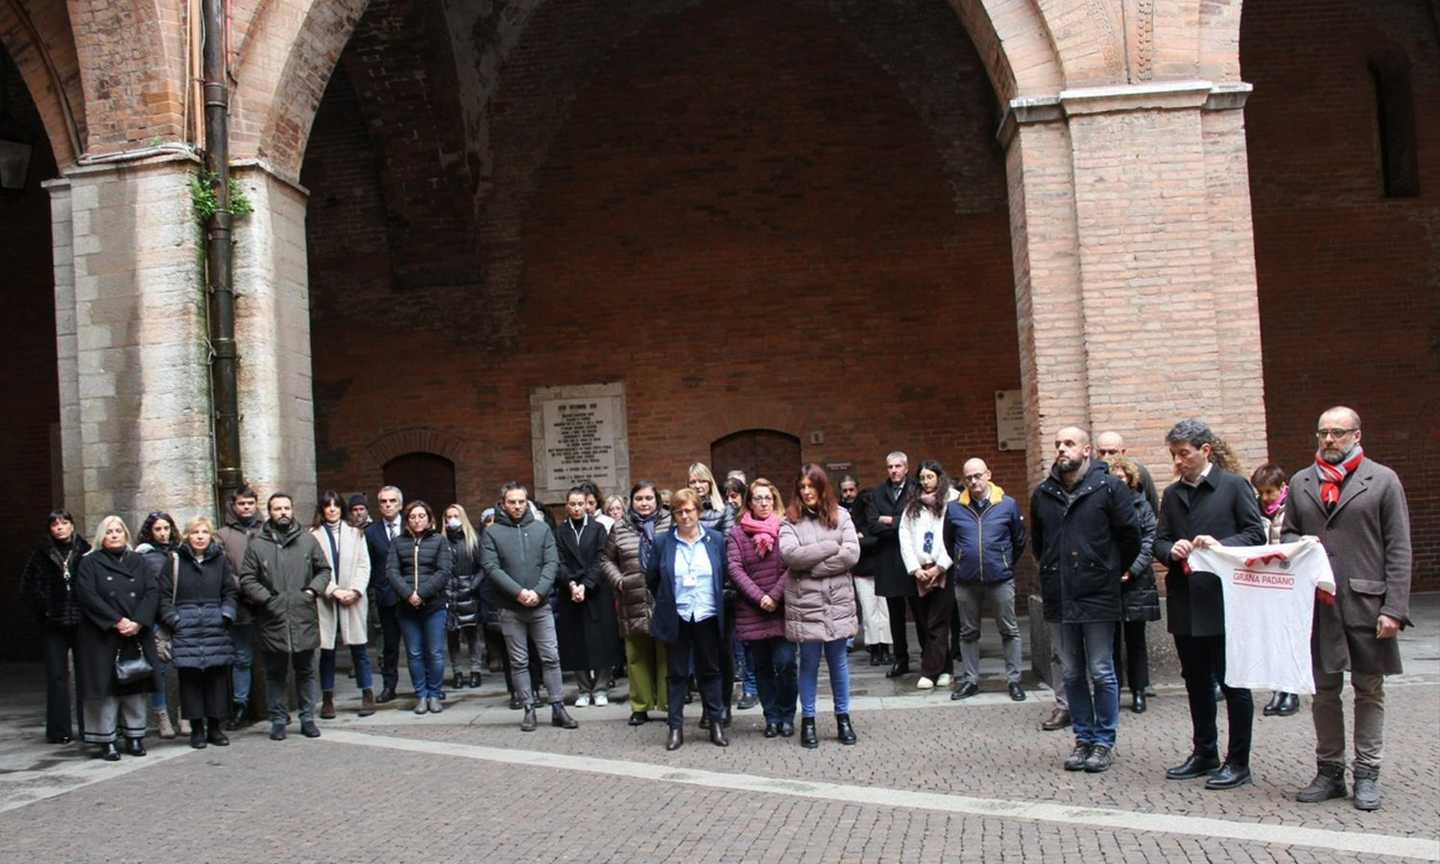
[366,427,465,469]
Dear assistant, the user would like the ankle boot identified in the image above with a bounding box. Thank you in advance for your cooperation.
[96,742,121,761]
[359,688,377,717]
[1352,764,1382,811]
[206,719,229,746]
[1274,693,1300,717]
[800,717,818,749]
[1296,761,1347,803]
[468,671,483,689]
[551,703,578,729]
[190,718,208,749]
[836,714,857,745]
[124,737,147,757]
[521,706,538,732]
[1262,691,1284,716]
[155,710,176,739]
[320,691,336,720]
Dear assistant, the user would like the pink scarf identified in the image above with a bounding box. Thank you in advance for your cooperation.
[1261,485,1288,518]
[739,512,781,557]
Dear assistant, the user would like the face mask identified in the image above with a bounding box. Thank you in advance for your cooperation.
[446,518,461,530]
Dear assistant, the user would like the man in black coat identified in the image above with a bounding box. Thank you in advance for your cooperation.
[1030,426,1141,775]
[866,451,919,678]
[1153,419,1267,790]
[364,485,405,703]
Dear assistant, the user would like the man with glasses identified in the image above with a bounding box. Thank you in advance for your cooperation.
[364,486,405,703]
[1283,407,1412,811]
[1095,431,1159,516]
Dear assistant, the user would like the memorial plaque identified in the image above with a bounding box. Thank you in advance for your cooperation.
[995,389,1025,451]
[530,382,630,504]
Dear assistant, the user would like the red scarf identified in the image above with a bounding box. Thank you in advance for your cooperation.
[1314,447,1364,509]
[739,512,780,557]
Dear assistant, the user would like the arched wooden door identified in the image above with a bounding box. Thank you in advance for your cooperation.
[382,452,457,513]
[710,430,802,491]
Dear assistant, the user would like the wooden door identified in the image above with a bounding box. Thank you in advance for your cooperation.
[710,430,802,494]
[382,452,457,514]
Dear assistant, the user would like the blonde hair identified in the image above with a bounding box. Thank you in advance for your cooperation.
[603,495,625,516]
[444,503,480,553]
[1103,455,1141,491]
[88,515,132,553]
[748,477,784,514]
[184,515,216,537]
[687,462,725,513]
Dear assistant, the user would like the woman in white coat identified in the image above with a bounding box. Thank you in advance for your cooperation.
[897,460,959,690]
[312,490,374,718]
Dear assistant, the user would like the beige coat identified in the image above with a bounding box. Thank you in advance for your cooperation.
[312,522,371,649]
[779,507,860,643]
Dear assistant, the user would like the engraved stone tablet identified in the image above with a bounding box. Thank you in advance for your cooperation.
[530,382,630,504]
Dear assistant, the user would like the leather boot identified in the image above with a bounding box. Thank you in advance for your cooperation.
[451,671,464,691]
[376,684,397,704]
[709,722,729,747]
[1352,764,1382,811]
[468,672,483,689]
[1275,693,1300,717]
[206,719,229,746]
[1262,691,1284,716]
[359,689,377,717]
[190,718,208,749]
[225,702,249,731]
[666,727,683,751]
[885,660,911,679]
[320,691,336,720]
[97,742,121,761]
[1296,761,1347,803]
[124,737,147,757]
[551,704,578,729]
[800,717,818,749]
[521,706,538,732]
[836,714,857,745]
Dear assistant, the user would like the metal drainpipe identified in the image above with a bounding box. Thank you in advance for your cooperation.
[203,0,243,506]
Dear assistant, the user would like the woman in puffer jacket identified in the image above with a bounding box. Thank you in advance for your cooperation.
[601,481,672,726]
[443,503,484,691]
[160,516,238,748]
[1103,455,1160,715]
[727,477,796,738]
[386,500,454,715]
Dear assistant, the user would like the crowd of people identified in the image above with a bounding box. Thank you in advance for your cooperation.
[20,406,1412,810]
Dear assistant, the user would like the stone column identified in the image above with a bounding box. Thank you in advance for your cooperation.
[1002,81,1268,485]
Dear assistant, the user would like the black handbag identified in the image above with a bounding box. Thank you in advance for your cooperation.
[114,637,153,685]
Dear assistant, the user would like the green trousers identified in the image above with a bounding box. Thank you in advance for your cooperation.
[625,633,668,712]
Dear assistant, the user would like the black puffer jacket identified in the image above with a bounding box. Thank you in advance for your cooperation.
[445,529,482,629]
[1030,460,1141,624]
[22,536,91,627]
[1120,492,1161,623]
[386,530,453,616]
[160,542,239,669]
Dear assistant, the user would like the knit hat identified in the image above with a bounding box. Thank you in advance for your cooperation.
[347,493,368,510]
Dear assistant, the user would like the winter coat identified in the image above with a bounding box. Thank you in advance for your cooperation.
[554,517,624,670]
[601,510,673,638]
[1153,465,1267,637]
[1120,492,1161,623]
[386,531,453,617]
[779,507,860,643]
[865,481,914,597]
[944,485,1026,584]
[312,521,371,649]
[238,519,332,654]
[726,522,789,642]
[645,527,727,644]
[444,530,482,630]
[364,518,404,608]
[841,498,876,578]
[1281,458,1413,675]
[22,536,90,628]
[1030,460,1142,625]
[479,508,558,613]
[898,489,959,593]
[218,517,262,624]
[159,542,238,670]
[74,548,159,700]
[699,501,735,544]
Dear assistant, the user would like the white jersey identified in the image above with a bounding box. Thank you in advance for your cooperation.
[1188,538,1336,694]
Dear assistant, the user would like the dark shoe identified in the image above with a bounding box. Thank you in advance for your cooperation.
[709,723,729,747]
[868,646,881,667]
[97,743,121,761]
[721,707,733,727]
[1296,761,1348,803]
[269,721,287,741]
[1131,691,1147,714]
[1083,744,1114,773]
[1204,762,1252,790]
[359,689,376,717]
[225,702,250,731]
[508,693,525,711]
[628,711,650,727]
[836,714,857,745]
[779,720,795,738]
[1009,682,1027,702]
[320,691,336,720]
[1275,693,1300,717]
[737,692,759,710]
[1064,742,1092,771]
[1166,751,1221,780]
[124,737,146,757]
[1262,691,1283,716]
[1040,708,1072,731]
[699,712,712,730]
[950,681,980,701]
[800,717,818,749]
[47,735,74,745]
[552,704,578,729]
[878,646,893,665]
[468,672,483,689]
[764,722,780,738]
[437,690,447,701]
[1353,767,1382,811]
[521,706,538,732]
[451,671,464,690]
[300,720,321,738]
[666,727,683,751]
[190,719,207,750]
[376,685,397,704]
[206,722,229,747]
[885,660,911,679]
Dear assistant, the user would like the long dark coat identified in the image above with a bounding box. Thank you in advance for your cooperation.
[1282,458,1413,675]
[74,548,159,701]
[555,517,623,670]
[239,520,332,654]
[160,542,239,670]
[866,480,914,597]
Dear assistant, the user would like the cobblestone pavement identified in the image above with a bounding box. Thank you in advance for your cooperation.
[1,601,1436,863]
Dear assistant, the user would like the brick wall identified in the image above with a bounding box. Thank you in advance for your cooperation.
[1242,0,1440,588]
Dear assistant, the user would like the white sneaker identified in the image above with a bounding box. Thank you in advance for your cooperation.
[937,673,953,688]
[917,677,935,690]
[574,693,591,707]
[594,691,609,706]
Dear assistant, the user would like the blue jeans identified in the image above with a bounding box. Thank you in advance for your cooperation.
[798,638,850,718]
[150,659,170,710]
[319,643,374,691]
[230,622,256,706]
[1057,621,1119,747]
[734,629,758,698]
[746,637,797,724]
[398,606,447,699]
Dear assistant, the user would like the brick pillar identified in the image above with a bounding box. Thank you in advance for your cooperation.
[1002,81,1269,485]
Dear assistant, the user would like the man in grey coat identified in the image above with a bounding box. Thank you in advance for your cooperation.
[239,493,332,741]
[1283,406,1413,811]
[480,482,577,733]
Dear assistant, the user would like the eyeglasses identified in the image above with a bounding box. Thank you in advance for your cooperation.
[1316,428,1358,440]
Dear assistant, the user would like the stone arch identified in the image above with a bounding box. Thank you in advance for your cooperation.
[0,0,84,165]
[67,0,184,154]
[366,427,466,470]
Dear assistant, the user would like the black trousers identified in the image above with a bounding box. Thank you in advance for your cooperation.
[886,596,925,663]
[1113,620,1151,692]
[42,625,78,739]
[378,603,401,689]
[718,595,736,710]
[916,588,955,680]
[178,666,230,720]
[666,617,724,731]
[1174,633,1253,765]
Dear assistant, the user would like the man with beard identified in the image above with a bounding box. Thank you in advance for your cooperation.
[1031,427,1140,774]
[218,487,262,729]
[1283,406,1412,811]
[239,493,332,741]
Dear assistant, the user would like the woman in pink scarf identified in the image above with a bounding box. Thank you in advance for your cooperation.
[726,478,797,738]
[1251,462,1299,717]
